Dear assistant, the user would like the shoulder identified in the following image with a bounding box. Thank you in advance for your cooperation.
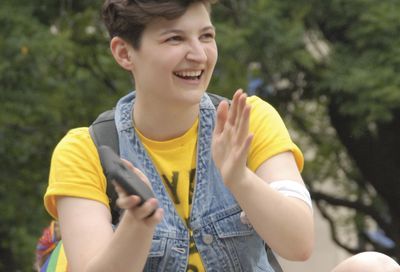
[53,127,96,158]
[59,127,92,143]
[245,96,304,172]
[45,127,108,218]
[51,127,101,178]
[246,95,287,131]
[247,95,280,117]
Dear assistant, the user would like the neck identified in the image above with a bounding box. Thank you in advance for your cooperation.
[133,94,200,141]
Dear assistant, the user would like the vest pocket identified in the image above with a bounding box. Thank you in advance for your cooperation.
[213,210,254,238]
[148,237,167,257]
[144,237,168,271]
[210,210,270,271]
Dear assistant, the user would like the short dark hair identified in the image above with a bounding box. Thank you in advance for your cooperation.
[102,0,217,49]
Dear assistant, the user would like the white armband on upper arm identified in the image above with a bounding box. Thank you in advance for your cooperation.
[269,180,313,211]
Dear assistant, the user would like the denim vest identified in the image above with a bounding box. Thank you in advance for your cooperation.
[114,92,275,272]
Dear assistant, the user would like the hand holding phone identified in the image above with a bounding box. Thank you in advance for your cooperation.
[98,145,156,205]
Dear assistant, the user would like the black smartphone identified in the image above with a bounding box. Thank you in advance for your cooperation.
[98,145,156,205]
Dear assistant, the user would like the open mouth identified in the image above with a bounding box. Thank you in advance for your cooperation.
[173,70,203,80]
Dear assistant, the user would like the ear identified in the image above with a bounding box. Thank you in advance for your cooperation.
[110,37,135,71]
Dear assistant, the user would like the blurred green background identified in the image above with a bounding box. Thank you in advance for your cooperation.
[1,0,399,270]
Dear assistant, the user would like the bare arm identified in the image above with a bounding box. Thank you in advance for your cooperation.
[57,163,163,272]
[212,89,314,261]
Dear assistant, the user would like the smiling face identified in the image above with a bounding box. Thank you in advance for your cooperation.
[129,2,218,106]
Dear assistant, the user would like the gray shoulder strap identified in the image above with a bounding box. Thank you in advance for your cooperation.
[89,109,121,224]
[266,246,283,272]
[89,109,119,155]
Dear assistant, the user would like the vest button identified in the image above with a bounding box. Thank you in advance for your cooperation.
[202,234,214,245]
[240,211,251,225]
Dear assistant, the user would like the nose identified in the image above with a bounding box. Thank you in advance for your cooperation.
[186,40,207,63]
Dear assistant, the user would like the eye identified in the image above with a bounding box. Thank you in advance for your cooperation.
[166,35,184,43]
[200,32,215,42]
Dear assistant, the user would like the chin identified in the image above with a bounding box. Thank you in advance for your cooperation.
[183,94,204,107]
[180,88,207,102]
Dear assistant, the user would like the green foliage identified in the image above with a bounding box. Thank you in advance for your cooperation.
[0,1,129,269]
[311,0,400,131]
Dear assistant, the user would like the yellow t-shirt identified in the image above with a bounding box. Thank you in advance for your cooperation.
[134,118,203,270]
[44,95,303,271]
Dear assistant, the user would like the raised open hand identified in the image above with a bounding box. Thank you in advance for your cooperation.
[211,89,253,187]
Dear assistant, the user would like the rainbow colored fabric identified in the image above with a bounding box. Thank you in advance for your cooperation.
[36,221,68,271]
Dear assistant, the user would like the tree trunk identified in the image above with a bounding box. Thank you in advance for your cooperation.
[328,98,400,259]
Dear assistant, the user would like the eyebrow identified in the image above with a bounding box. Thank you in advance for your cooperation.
[159,25,216,36]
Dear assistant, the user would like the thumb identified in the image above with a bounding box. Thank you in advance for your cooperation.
[121,159,153,189]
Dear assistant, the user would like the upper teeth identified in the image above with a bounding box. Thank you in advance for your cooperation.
[175,71,202,77]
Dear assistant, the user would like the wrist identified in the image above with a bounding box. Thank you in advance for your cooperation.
[121,210,157,233]
[224,168,253,192]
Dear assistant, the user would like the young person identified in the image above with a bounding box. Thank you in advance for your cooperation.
[43,0,314,271]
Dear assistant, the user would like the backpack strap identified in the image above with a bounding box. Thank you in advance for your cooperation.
[89,109,119,155]
[89,109,121,225]
[266,246,283,272]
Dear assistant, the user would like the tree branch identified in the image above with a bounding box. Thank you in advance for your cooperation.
[311,190,392,238]
[315,201,361,255]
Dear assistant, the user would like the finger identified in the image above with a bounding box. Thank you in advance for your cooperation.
[144,208,164,225]
[228,89,242,125]
[132,168,152,189]
[214,100,229,134]
[132,198,160,220]
[121,158,135,171]
[116,194,141,210]
[236,104,251,144]
[113,181,127,197]
[121,159,153,189]
[239,134,254,159]
[235,92,248,129]
[131,167,147,181]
